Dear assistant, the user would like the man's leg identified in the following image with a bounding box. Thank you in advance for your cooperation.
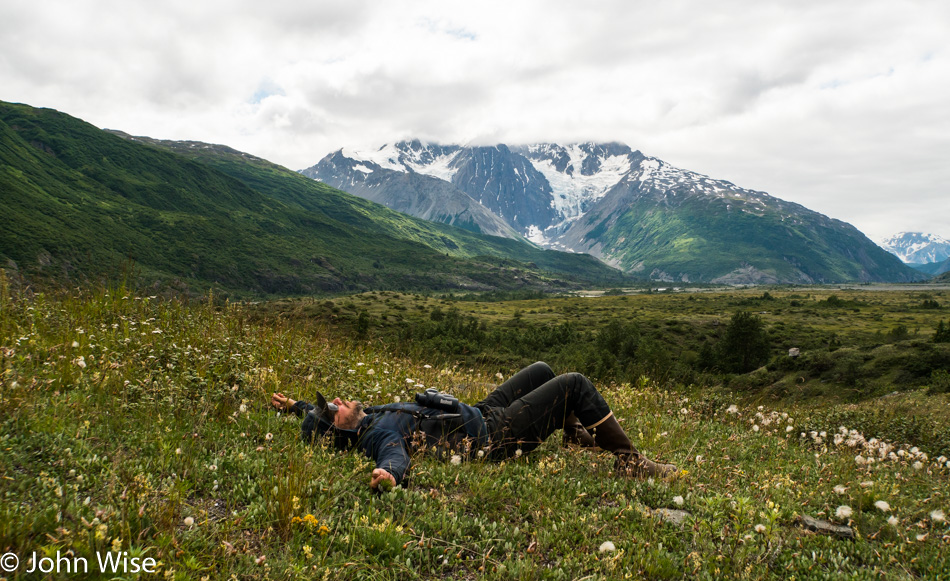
[475,361,556,409]
[562,412,597,448]
[490,372,677,478]
[487,372,612,455]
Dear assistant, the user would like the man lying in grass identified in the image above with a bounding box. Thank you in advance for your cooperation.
[271,362,676,491]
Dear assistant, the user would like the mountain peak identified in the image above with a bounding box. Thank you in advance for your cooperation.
[301,140,924,283]
[880,232,950,264]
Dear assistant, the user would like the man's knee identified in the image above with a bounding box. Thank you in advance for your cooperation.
[527,361,555,378]
[563,372,595,391]
[518,361,555,386]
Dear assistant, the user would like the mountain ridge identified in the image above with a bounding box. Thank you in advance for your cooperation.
[0,101,621,295]
[302,140,925,284]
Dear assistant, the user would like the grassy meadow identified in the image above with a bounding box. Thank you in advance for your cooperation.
[2,275,950,579]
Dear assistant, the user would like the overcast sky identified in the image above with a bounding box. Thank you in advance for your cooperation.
[3,0,948,242]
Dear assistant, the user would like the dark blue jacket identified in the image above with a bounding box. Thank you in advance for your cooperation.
[292,401,488,485]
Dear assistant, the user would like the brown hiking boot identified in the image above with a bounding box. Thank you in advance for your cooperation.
[590,413,678,479]
[616,454,678,479]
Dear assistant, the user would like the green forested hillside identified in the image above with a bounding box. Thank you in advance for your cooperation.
[590,194,921,283]
[112,133,621,284]
[0,101,620,295]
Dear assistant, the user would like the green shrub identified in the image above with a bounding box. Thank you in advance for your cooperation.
[929,369,950,394]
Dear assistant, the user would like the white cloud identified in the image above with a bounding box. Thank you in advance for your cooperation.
[2,0,948,241]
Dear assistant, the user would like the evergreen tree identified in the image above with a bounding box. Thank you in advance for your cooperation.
[935,320,950,343]
[717,311,771,373]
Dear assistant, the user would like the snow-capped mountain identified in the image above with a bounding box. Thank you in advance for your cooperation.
[879,232,950,264]
[301,141,924,284]
[300,142,520,239]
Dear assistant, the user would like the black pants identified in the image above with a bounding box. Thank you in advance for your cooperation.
[475,362,612,459]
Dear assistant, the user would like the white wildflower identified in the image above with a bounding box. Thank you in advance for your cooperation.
[916,533,928,542]
[754,524,767,534]
[726,404,739,414]
[887,516,899,526]
[787,426,795,433]
[833,485,847,494]
[855,455,866,466]
[72,341,80,348]
[673,496,684,506]
[183,517,194,527]
[239,404,247,413]
[913,461,924,471]
[931,510,946,523]
[598,541,616,552]
[874,500,890,512]
[752,425,760,432]
[515,449,523,457]
[265,433,273,441]
[835,505,853,519]
[450,455,462,465]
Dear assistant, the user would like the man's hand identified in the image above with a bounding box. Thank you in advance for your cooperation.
[370,468,396,492]
[271,392,296,412]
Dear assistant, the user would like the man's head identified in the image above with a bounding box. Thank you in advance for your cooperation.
[330,397,365,430]
[302,392,366,450]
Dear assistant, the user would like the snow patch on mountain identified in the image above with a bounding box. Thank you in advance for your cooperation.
[526,146,632,223]
[342,145,402,172]
[340,142,463,181]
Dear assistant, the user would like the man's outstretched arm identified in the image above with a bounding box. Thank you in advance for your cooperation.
[359,429,410,491]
